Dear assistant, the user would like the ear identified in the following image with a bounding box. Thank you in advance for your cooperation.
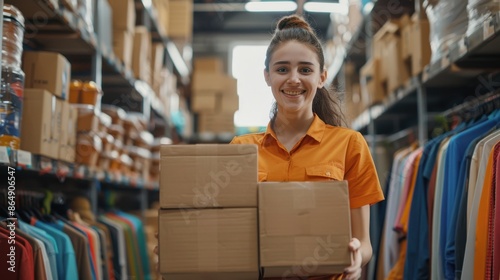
[318,69,327,89]
[264,68,271,86]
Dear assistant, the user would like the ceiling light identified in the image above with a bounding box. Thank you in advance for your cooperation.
[304,1,348,14]
[245,1,297,12]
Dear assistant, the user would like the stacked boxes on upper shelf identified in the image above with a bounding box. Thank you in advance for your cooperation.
[159,144,259,279]
[359,13,431,109]
[192,57,239,134]
[109,0,136,71]
[166,0,193,39]
[21,51,76,163]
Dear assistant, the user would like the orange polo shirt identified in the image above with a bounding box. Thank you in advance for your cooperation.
[230,114,384,209]
[231,115,385,280]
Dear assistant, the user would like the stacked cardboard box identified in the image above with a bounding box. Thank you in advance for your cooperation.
[109,0,136,70]
[21,51,76,162]
[158,145,353,278]
[153,0,170,36]
[159,144,259,279]
[132,26,152,85]
[167,0,193,39]
[192,57,239,134]
[259,181,352,278]
[359,13,431,110]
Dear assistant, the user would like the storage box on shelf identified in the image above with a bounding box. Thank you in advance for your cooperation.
[133,26,153,86]
[167,0,193,39]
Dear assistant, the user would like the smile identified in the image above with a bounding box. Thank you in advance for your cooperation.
[282,90,305,96]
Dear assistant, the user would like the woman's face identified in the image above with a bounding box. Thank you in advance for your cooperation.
[265,40,326,116]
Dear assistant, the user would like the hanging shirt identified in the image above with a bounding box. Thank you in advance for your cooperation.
[455,128,500,279]
[387,151,422,280]
[15,227,48,280]
[493,149,500,280]
[462,137,500,280]
[383,147,413,277]
[441,119,497,279]
[18,220,59,280]
[116,211,151,280]
[99,216,128,280]
[32,219,78,280]
[56,220,93,280]
[474,143,500,280]
[432,138,451,280]
[0,230,34,280]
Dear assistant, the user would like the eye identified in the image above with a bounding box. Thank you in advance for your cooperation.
[276,67,287,73]
[301,67,313,73]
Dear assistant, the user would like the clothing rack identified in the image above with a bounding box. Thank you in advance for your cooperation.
[441,90,500,118]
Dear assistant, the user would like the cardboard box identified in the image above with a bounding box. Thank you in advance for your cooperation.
[192,73,237,94]
[20,89,58,158]
[113,29,133,69]
[108,0,135,32]
[58,101,69,160]
[151,43,165,84]
[360,59,384,106]
[192,92,218,112]
[22,51,71,100]
[160,144,258,208]
[198,113,235,133]
[401,20,413,61]
[411,15,431,76]
[194,57,224,73]
[192,91,239,113]
[159,208,259,280]
[220,94,239,113]
[52,98,63,151]
[167,0,193,38]
[259,181,352,278]
[68,105,78,146]
[386,37,410,93]
[73,104,100,133]
[132,27,152,85]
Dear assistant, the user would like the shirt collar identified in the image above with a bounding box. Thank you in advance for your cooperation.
[262,114,326,145]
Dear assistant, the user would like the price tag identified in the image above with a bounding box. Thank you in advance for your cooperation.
[484,20,495,39]
[17,150,32,168]
[0,146,10,164]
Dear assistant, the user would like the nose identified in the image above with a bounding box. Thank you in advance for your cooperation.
[287,71,300,84]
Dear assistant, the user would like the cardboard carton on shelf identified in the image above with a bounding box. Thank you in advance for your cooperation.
[132,26,152,85]
[108,0,136,32]
[22,51,71,100]
[360,58,384,106]
[20,89,59,159]
[194,57,225,73]
[411,14,431,76]
[113,29,133,70]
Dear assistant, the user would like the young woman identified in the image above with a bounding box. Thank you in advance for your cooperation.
[230,15,384,280]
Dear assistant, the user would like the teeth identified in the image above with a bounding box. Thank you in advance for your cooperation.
[283,90,303,96]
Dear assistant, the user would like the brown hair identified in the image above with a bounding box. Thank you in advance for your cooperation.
[265,15,346,127]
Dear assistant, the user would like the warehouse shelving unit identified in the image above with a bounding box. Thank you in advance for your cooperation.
[333,1,500,148]
[1,0,183,216]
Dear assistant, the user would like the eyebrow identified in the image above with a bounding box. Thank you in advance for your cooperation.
[272,61,315,66]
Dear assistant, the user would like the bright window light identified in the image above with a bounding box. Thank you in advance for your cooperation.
[245,1,297,12]
[232,45,274,128]
[304,0,348,14]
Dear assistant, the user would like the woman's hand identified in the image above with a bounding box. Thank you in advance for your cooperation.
[343,238,362,280]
